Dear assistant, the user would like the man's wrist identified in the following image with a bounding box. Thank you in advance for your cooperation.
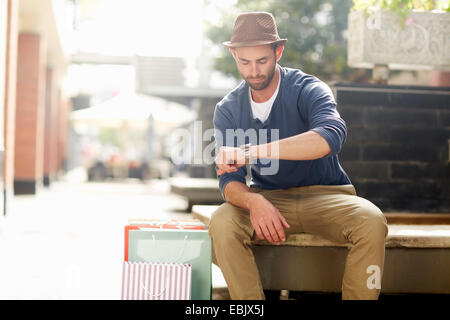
[245,192,263,210]
[239,143,254,164]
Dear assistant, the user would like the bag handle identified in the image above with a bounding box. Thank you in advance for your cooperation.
[140,279,167,298]
[151,234,189,263]
[139,263,189,299]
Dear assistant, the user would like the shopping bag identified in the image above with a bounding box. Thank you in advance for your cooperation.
[125,219,211,300]
[121,261,192,300]
[124,218,207,261]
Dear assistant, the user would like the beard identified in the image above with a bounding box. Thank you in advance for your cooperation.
[242,62,277,91]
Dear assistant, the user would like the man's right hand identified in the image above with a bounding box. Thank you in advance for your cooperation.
[247,193,290,245]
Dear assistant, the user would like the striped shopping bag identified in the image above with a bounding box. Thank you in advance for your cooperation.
[121,261,192,300]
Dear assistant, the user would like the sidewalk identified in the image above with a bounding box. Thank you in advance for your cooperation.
[0,168,228,299]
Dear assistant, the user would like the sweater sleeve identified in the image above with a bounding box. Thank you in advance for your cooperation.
[213,104,248,201]
[300,81,347,156]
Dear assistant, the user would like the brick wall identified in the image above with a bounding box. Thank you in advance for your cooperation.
[334,83,450,213]
[14,33,46,193]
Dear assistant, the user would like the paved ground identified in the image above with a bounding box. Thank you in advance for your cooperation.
[0,168,229,300]
[2,168,445,301]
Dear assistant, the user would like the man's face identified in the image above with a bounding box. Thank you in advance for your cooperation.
[231,45,281,91]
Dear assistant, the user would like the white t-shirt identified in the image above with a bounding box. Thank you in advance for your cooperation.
[249,74,280,123]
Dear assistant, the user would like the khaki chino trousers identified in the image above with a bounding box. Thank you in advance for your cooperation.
[208,184,389,300]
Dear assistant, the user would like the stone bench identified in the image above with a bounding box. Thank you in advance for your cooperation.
[192,205,450,295]
[169,177,223,211]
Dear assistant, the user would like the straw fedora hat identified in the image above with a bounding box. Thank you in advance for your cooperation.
[223,12,287,48]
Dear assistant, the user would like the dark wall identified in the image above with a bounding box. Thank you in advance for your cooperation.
[334,83,450,213]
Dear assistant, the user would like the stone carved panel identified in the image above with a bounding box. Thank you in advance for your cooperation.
[348,10,450,69]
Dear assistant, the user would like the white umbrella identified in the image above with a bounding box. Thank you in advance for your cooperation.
[70,91,198,135]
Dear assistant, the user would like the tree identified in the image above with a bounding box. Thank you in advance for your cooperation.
[204,0,371,83]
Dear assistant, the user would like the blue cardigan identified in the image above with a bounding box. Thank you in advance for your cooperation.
[213,65,352,200]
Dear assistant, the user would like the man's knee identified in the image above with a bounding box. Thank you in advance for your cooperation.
[208,202,250,240]
[351,201,388,242]
[209,203,233,231]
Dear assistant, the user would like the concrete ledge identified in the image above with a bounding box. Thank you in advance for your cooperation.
[383,213,450,225]
[169,178,223,210]
[193,205,450,294]
[169,177,220,191]
[192,205,450,248]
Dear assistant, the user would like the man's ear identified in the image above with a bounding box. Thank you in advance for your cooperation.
[229,48,237,61]
[275,45,284,62]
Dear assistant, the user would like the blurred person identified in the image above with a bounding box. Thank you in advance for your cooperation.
[210,12,388,300]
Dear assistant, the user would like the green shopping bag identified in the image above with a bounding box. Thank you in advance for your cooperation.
[127,224,211,300]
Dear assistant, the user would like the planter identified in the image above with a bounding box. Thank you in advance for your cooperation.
[347,9,450,70]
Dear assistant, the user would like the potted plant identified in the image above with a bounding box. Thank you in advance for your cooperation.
[347,0,450,73]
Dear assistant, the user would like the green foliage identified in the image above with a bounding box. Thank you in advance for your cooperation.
[204,0,370,83]
[351,0,449,28]
[351,0,450,16]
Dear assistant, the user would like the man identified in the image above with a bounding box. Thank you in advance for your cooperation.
[210,11,388,300]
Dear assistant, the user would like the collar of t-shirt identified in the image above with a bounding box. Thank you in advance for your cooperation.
[248,73,281,123]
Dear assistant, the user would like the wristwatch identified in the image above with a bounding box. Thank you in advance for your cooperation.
[239,143,252,164]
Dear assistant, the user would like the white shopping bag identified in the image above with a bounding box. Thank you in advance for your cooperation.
[121,261,192,300]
